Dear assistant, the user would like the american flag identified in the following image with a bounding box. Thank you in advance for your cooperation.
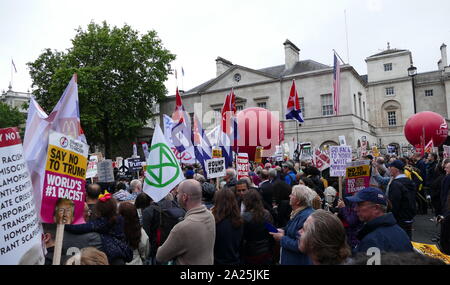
[333,53,341,116]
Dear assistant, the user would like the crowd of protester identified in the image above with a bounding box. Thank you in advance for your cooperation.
[38,151,450,265]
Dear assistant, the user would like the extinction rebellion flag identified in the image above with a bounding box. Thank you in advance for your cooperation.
[143,124,184,203]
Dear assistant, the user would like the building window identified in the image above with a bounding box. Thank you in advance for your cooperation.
[386,87,395,96]
[321,94,334,116]
[425,89,433,97]
[353,94,357,115]
[387,111,397,126]
[236,105,244,111]
[384,63,392,71]
[257,102,267,109]
[363,102,366,120]
[299,97,305,117]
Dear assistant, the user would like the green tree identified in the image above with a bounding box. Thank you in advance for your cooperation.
[0,101,26,129]
[28,21,175,158]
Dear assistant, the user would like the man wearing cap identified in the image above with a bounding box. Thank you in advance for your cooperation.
[347,187,413,254]
[386,159,417,239]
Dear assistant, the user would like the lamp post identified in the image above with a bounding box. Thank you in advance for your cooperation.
[408,65,417,113]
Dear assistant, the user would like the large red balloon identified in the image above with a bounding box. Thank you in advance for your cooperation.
[404,111,448,147]
[236,107,280,161]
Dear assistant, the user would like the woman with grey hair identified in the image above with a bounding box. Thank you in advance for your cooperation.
[269,185,315,265]
[298,209,351,265]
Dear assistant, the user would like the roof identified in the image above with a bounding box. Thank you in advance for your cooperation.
[258,60,330,77]
[415,71,443,84]
[184,59,330,94]
[367,49,408,58]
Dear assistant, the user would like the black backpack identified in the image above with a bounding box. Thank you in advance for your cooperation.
[153,201,186,247]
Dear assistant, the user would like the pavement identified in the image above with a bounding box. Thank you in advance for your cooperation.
[412,212,441,245]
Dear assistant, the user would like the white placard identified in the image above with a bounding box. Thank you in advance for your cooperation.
[330,145,352,177]
[204,158,226,179]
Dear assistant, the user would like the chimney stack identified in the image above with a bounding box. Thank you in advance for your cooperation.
[284,39,300,70]
[440,43,448,70]
[216,57,233,77]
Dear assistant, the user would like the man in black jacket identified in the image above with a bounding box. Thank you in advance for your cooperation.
[386,160,417,240]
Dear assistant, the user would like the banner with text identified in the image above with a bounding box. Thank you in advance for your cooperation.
[0,127,42,265]
[40,132,89,224]
[330,146,352,177]
[86,155,98,179]
[313,148,331,171]
[205,158,226,179]
[345,160,370,195]
[237,153,249,180]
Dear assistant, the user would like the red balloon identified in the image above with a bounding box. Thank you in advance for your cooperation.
[236,107,280,161]
[404,111,448,147]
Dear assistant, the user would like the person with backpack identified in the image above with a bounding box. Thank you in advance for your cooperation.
[402,157,426,215]
[386,160,417,240]
[141,192,185,264]
[282,162,297,187]
[156,179,216,265]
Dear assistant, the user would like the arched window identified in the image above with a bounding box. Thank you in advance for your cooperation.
[381,100,402,128]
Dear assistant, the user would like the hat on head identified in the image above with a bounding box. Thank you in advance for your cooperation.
[264,163,272,168]
[345,187,387,206]
[387,159,405,170]
[185,169,195,179]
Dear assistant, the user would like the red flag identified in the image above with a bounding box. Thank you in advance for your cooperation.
[425,139,434,153]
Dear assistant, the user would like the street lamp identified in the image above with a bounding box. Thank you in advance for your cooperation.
[408,64,417,113]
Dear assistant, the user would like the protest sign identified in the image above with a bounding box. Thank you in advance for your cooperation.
[204,158,226,179]
[313,148,331,171]
[86,155,98,179]
[212,147,222,159]
[0,127,43,265]
[371,146,380,157]
[254,146,263,163]
[444,145,450,159]
[330,146,352,177]
[128,158,143,172]
[97,159,115,183]
[345,160,370,195]
[237,153,249,179]
[40,131,89,225]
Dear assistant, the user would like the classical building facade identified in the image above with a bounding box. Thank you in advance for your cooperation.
[0,84,31,114]
[160,40,450,156]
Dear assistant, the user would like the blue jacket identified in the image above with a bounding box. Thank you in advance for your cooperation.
[284,171,297,186]
[355,213,413,254]
[280,207,314,265]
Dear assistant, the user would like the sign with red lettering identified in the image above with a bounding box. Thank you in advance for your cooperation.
[0,127,43,264]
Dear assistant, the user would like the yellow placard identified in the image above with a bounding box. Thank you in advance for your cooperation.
[45,145,88,179]
[255,147,263,163]
[212,147,222,159]
[412,242,450,264]
[346,164,370,179]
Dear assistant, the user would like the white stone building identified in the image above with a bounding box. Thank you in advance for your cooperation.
[0,84,31,114]
[159,40,450,156]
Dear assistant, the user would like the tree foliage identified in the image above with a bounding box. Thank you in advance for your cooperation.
[27,21,175,158]
[0,101,26,129]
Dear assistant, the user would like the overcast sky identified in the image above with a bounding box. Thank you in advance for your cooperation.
[1,0,449,96]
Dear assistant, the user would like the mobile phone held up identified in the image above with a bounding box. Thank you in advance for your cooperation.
[264,222,279,233]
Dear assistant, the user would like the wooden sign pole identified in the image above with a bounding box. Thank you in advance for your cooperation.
[52,223,65,265]
[338,176,343,200]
